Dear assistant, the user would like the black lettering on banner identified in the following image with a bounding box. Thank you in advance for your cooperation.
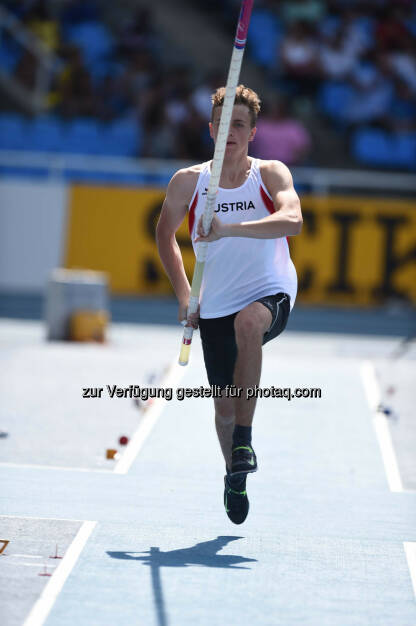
[372,215,416,301]
[295,209,316,292]
[327,212,360,294]
[236,202,243,211]
[143,201,164,286]
[144,258,159,283]
[146,200,163,240]
[142,199,192,287]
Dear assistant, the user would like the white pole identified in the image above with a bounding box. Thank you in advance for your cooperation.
[179,0,254,366]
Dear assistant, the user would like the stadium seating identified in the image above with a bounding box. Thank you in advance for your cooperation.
[0,113,141,157]
[0,114,28,149]
[248,9,283,70]
[318,81,354,124]
[26,115,64,152]
[0,40,20,74]
[352,128,416,170]
[65,21,113,71]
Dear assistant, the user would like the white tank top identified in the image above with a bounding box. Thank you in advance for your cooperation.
[188,158,297,318]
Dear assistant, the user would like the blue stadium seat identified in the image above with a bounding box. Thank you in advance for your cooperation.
[100,116,141,157]
[318,81,354,122]
[0,41,21,73]
[352,128,416,170]
[394,133,416,170]
[0,114,28,150]
[65,21,113,69]
[352,128,391,166]
[248,10,282,70]
[26,116,64,152]
[62,118,102,154]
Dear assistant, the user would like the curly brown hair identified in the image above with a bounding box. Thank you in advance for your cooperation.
[211,84,261,128]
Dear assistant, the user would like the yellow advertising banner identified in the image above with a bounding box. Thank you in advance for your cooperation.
[65,186,416,306]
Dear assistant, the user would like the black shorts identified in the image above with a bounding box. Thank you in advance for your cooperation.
[198,292,291,389]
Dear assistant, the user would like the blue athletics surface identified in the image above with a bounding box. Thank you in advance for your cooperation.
[0,320,415,626]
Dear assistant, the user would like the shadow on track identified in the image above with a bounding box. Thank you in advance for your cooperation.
[107,536,257,626]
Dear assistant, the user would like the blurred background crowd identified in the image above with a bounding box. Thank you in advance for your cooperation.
[0,0,415,169]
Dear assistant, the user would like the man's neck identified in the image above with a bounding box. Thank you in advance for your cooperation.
[218,153,252,187]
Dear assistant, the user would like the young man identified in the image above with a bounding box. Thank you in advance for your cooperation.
[156,85,302,524]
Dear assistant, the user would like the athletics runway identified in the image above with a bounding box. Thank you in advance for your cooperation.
[1,317,415,626]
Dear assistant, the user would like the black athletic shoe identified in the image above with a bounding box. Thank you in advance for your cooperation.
[224,475,249,525]
[230,445,258,475]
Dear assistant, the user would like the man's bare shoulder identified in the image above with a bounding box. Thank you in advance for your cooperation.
[169,163,204,191]
[258,159,294,191]
[167,162,206,205]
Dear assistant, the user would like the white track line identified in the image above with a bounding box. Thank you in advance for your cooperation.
[404,543,416,598]
[9,554,42,559]
[360,361,416,599]
[0,462,111,473]
[22,520,96,626]
[114,359,185,474]
[0,514,85,522]
[360,360,403,492]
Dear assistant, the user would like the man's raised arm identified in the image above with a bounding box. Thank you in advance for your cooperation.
[195,161,302,242]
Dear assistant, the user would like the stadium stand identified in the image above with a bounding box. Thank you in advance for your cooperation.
[0,0,415,170]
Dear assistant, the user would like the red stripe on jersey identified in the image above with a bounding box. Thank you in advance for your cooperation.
[261,185,290,244]
[260,185,274,215]
[188,191,198,236]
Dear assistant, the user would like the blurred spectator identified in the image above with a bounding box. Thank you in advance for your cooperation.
[388,79,416,131]
[343,56,394,125]
[319,29,356,80]
[96,74,130,121]
[279,21,320,96]
[192,71,227,120]
[176,104,210,160]
[121,49,155,108]
[251,97,312,164]
[14,49,38,91]
[341,6,375,58]
[375,5,412,52]
[118,8,159,58]
[281,0,325,25]
[56,46,99,118]
[24,0,60,51]
[141,88,176,158]
[386,41,416,94]
[61,0,100,27]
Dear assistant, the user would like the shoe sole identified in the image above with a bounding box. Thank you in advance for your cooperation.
[229,465,258,476]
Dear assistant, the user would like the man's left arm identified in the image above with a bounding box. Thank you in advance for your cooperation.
[195,161,302,242]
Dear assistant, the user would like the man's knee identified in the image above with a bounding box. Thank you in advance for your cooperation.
[234,305,269,346]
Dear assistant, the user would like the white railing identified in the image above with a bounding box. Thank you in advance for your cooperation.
[0,6,62,114]
[0,150,415,193]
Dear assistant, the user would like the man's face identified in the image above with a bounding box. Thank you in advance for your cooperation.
[209,104,256,155]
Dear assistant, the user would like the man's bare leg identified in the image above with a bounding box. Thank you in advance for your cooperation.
[214,393,235,470]
[233,302,272,426]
